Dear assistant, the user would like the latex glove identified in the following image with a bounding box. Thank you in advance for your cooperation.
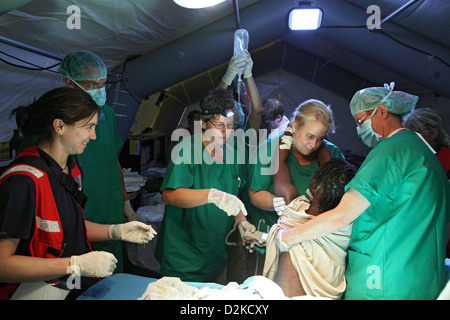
[124,200,137,221]
[277,231,290,253]
[109,221,157,244]
[208,188,247,216]
[238,220,257,241]
[279,127,293,150]
[273,197,286,216]
[222,53,246,86]
[70,251,117,278]
[243,50,253,79]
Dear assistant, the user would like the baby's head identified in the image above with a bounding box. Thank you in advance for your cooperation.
[308,158,357,213]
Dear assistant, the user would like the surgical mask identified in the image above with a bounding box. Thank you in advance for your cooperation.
[356,108,382,148]
[86,87,107,107]
[69,77,107,107]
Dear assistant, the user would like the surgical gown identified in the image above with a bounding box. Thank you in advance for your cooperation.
[155,133,244,282]
[344,131,450,300]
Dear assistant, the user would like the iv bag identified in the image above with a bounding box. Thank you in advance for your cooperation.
[233,29,249,76]
[233,29,249,56]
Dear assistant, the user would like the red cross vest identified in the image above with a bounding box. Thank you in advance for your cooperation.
[0,146,92,258]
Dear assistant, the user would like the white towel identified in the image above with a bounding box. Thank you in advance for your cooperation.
[263,196,352,300]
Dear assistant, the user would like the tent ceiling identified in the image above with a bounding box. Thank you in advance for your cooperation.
[0,0,448,142]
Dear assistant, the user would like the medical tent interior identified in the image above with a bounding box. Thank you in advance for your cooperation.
[0,0,449,300]
[1,0,449,162]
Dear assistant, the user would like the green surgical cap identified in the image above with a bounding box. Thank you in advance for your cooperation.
[350,82,418,117]
[58,50,107,81]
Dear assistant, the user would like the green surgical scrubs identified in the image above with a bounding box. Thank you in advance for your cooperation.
[344,131,450,300]
[72,105,125,272]
[155,133,244,282]
[250,138,344,232]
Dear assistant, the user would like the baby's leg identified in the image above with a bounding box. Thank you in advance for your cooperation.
[274,252,306,297]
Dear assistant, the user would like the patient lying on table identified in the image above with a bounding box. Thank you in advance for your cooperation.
[263,158,356,299]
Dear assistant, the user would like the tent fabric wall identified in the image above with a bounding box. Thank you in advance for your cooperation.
[169,68,450,160]
[1,0,448,160]
[165,69,372,157]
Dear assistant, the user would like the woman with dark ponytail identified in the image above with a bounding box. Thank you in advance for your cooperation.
[0,87,155,300]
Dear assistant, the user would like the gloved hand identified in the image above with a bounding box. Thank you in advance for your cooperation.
[243,50,253,79]
[109,221,157,244]
[273,197,286,216]
[277,231,290,253]
[208,188,247,216]
[124,200,137,221]
[279,127,293,150]
[222,53,246,86]
[238,220,257,241]
[70,251,117,278]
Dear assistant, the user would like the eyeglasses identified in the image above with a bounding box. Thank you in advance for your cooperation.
[208,120,234,129]
[356,108,378,127]
[77,80,111,90]
[356,115,369,127]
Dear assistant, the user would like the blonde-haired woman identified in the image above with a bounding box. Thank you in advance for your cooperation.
[247,99,344,275]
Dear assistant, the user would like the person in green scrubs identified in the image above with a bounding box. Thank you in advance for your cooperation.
[57,51,136,273]
[155,89,249,284]
[280,83,450,299]
[249,99,344,235]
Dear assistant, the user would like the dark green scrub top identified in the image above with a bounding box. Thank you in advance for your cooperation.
[156,133,245,281]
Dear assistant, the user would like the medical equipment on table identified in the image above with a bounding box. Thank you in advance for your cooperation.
[225,219,268,255]
[243,228,268,254]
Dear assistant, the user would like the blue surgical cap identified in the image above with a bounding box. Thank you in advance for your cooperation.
[350,82,418,118]
[58,50,107,81]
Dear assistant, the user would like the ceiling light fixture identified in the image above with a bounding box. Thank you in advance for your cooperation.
[288,1,323,30]
[173,0,226,9]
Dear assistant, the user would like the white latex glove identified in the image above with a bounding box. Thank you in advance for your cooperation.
[273,197,286,216]
[238,220,257,240]
[243,50,253,79]
[109,221,157,244]
[222,53,246,85]
[279,127,293,150]
[238,221,257,253]
[277,231,290,253]
[70,251,117,278]
[208,188,247,216]
[124,200,137,221]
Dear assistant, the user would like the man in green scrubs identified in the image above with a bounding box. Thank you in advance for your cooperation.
[155,89,248,283]
[58,51,133,273]
[280,83,450,299]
